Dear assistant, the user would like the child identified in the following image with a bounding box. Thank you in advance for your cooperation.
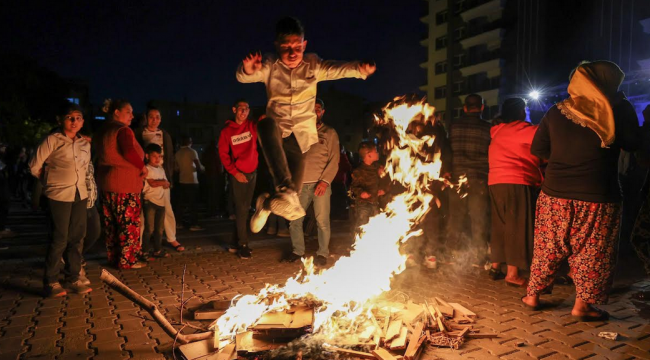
[236,16,376,234]
[143,143,171,259]
[351,142,386,231]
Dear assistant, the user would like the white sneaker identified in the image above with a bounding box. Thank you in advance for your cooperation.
[423,255,437,269]
[269,190,305,221]
[79,267,91,286]
[250,193,271,233]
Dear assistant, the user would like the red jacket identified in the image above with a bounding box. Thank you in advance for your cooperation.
[218,119,258,175]
[95,121,145,194]
[488,120,543,186]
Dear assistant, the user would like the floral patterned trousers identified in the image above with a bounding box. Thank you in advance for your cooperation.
[102,192,142,269]
[526,192,621,304]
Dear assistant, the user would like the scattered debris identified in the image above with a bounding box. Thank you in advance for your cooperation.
[598,332,619,341]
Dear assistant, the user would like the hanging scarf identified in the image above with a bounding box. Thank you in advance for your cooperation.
[556,61,624,147]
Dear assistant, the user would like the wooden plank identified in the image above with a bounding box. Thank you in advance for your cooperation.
[433,297,454,318]
[359,325,376,342]
[325,345,376,359]
[194,309,226,320]
[385,320,403,342]
[372,347,398,360]
[389,327,408,350]
[457,327,470,338]
[405,335,427,360]
[211,300,232,311]
[401,301,425,324]
[216,344,236,360]
[448,303,476,318]
[403,322,424,357]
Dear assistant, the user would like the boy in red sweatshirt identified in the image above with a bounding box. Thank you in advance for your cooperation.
[218,99,258,259]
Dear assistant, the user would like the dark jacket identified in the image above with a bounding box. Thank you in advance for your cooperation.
[531,99,641,203]
[351,162,387,205]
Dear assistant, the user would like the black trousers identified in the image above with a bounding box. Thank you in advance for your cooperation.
[143,201,165,253]
[230,172,257,246]
[489,184,537,270]
[257,117,305,194]
[45,194,87,284]
[82,204,102,254]
[178,183,199,226]
[447,178,490,255]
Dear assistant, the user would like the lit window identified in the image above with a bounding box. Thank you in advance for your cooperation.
[176,110,180,116]
[94,116,105,120]
[67,98,80,104]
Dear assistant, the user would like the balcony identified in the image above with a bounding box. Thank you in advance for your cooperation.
[460,28,503,49]
[459,58,501,77]
[460,0,505,22]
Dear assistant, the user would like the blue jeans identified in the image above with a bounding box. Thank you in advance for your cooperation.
[289,183,331,257]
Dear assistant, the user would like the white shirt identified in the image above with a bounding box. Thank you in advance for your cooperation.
[236,53,366,153]
[143,165,169,206]
[142,128,165,155]
[175,146,204,184]
[29,132,90,202]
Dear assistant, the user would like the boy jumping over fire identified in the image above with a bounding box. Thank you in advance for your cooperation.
[236,17,376,235]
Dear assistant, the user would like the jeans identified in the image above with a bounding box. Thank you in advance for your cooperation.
[143,201,165,253]
[45,195,87,284]
[446,178,490,255]
[230,172,257,246]
[178,183,199,226]
[289,183,332,257]
[257,117,305,195]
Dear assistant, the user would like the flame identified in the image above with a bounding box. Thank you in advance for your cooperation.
[214,97,462,344]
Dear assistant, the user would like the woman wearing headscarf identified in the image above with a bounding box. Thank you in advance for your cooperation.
[521,61,641,321]
[488,98,543,286]
[95,99,148,269]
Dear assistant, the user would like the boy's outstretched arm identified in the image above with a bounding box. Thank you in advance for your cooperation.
[236,52,268,83]
[317,57,377,81]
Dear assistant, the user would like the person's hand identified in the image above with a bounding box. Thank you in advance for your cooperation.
[359,61,376,77]
[643,105,650,126]
[314,181,328,196]
[81,135,92,143]
[378,190,386,196]
[140,166,148,179]
[243,52,262,75]
[360,192,370,199]
[234,172,248,183]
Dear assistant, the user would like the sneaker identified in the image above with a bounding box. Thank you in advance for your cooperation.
[238,245,252,259]
[423,255,437,269]
[267,227,277,235]
[281,252,302,263]
[276,228,290,238]
[66,280,92,294]
[227,245,238,253]
[314,255,327,267]
[45,282,67,297]
[79,267,91,286]
[250,193,271,233]
[269,190,305,221]
[189,225,204,231]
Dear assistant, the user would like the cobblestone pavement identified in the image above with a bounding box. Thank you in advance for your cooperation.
[1,207,649,359]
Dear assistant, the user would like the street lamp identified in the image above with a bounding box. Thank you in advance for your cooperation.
[529,90,540,100]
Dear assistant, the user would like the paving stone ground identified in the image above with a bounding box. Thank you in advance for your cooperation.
[1,207,649,359]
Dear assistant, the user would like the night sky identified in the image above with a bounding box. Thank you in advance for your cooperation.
[1,0,426,110]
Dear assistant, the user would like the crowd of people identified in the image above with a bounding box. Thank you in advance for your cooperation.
[0,17,649,324]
